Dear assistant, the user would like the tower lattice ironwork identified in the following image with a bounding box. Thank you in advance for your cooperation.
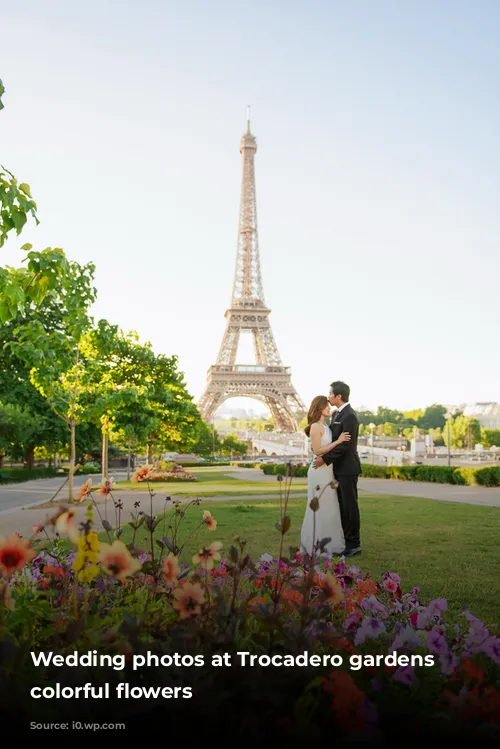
[198,118,306,432]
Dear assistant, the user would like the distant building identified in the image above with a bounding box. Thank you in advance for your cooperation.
[463,403,500,430]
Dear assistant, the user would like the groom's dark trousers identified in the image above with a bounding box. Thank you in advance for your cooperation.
[323,404,362,550]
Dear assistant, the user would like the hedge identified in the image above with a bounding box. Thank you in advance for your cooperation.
[59,465,100,475]
[230,462,262,468]
[0,467,59,483]
[261,463,500,487]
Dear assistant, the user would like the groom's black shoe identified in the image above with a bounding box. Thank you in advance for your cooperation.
[343,547,361,558]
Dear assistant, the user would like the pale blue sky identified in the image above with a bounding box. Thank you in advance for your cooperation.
[2,0,499,413]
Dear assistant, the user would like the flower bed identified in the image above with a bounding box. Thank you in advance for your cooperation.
[133,463,197,482]
[1,475,499,743]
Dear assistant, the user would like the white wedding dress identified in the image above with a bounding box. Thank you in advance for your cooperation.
[300,423,345,557]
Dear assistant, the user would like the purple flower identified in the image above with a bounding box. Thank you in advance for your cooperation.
[393,665,415,686]
[482,636,500,664]
[361,595,389,620]
[344,612,362,632]
[412,586,420,596]
[427,626,449,656]
[439,650,459,675]
[354,616,386,645]
[371,678,383,691]
[389,625,421,653]
[417,598,447,628]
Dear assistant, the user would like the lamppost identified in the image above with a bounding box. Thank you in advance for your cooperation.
[369,423,375,464]
[445,412,452,467]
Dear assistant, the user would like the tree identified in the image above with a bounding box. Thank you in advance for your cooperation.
[191,421,221,459]
[443,416,481,449]
[10,260,97,499]
[220,433,248,457]
[419,405,447,431]
[481,429,500,448]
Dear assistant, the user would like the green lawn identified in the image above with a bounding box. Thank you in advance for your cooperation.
[116,467,307,496]
[111,492,500,629]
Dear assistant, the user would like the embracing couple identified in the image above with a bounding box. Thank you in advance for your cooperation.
[301,381,362,559]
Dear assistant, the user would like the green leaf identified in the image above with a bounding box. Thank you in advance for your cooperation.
[19,183,32,198]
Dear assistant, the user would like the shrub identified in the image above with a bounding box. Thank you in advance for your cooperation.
[360,464,389,478]
[474,466,500,487]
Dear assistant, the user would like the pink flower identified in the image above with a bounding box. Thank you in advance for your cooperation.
[383,578,398,594]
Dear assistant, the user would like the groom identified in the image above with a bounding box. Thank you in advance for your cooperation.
[313,381,362,557]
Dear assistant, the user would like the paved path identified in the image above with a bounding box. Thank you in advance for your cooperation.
[358,477,500,506]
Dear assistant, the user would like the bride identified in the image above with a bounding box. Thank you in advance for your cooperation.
[300,395,350,558]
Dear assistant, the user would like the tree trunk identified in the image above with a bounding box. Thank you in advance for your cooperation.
[69,420,76,502]
[127,440,131,481]
[147,440,153,464]
[0,453,4,468]
[24,444,35,470]
[101,429,109,480]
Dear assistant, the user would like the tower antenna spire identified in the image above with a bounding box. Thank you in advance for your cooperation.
[247,104,251,133]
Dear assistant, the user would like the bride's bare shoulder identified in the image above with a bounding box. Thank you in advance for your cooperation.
[309,422,323,433]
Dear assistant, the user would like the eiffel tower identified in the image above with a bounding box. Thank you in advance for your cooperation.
[198,115,306,432]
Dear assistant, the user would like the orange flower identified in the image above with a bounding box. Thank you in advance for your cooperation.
[77,478,93,501]
[99,478,115,496]
[281,586,304,608]
[323,671,367,729]
[248,596,267,612]
[43,565,65,578]
[192,541,222,570]
[172,581,206,619]
[0,534,36,578]
[133,466,153,482]
[462,658,484,684]
[162,553,181,586]
[99,541,142,583]
[55,510,80,544]
[318,572,345,606]
[356,578,377,596]
[202,510,217,531]
[32,522,45,536]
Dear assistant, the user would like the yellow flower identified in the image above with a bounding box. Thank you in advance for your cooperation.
[162,553,181,586]
[72,530,100,582]
[192,541,222,570]
[172,581,206,619]
[202,510,217,531]
[99,541,142,583]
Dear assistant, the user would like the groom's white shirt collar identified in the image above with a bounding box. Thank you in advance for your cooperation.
[335,402,350,417]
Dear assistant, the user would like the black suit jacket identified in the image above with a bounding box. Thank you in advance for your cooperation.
[323,404,361,476]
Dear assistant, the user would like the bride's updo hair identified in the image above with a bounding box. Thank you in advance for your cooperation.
[304,395,329,437]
